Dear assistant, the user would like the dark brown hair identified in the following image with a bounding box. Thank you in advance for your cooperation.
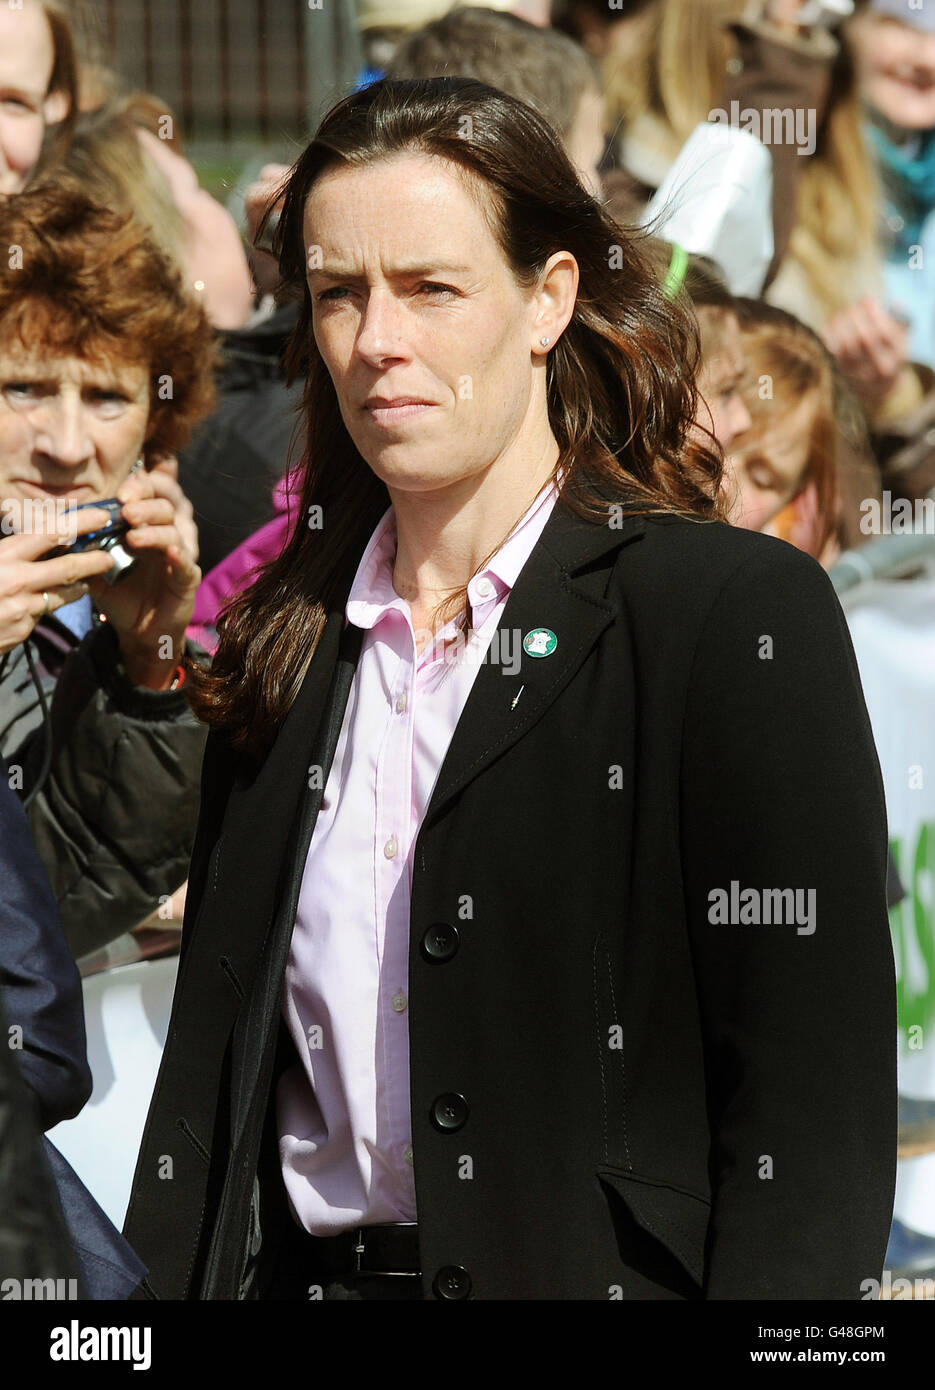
[0,182,217,459]
[187,76,727,762]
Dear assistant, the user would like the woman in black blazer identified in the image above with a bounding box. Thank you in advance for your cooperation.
[124,78,897,1301]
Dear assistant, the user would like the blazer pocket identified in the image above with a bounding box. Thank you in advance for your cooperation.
[596,1164,710,1292]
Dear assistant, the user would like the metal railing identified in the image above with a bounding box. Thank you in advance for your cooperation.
[83,0,363,145]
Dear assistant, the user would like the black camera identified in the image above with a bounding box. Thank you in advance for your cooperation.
[65,499,137,584]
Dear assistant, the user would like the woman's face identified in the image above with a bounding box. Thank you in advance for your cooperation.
[137,129,255,330]
[303,152,576,499]
[695,309,751,453]
[0,337,150,516]
[722,387,818,534]
[0,0,56,196]
[850,13,935,132]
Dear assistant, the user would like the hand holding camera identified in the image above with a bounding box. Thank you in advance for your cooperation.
[0,505,117,655]
[82,465,202,692]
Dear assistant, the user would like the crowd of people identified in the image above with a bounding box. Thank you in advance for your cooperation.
[0,0,933,1302]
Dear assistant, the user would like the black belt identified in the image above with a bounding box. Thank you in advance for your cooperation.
[303,1222,421,1278]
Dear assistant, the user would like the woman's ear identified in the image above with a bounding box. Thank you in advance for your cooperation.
[43,91,70,126]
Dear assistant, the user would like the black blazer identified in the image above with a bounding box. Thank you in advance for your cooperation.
[123,496,898,1300]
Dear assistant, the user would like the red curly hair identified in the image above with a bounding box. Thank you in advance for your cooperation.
[0,181,217,459]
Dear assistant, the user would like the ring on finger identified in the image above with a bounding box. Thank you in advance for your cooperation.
[42,590,51,616]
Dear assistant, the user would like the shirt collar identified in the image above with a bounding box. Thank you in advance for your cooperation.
[345,477,560,633]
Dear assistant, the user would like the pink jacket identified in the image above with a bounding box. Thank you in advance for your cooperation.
[186,469,300,655]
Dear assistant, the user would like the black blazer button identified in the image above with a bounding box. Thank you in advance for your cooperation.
[420,922,460,962]
[433,1265,471,1300]
[431,1093,468,1131]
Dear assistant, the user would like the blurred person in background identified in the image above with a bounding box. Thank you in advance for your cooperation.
[594,0,860,296]
[0,0,77,196]
[356,0,554,85]
[595,1,927,425]
[682,259,753,461]
[387,6,607,195]
[730,296,883,566]
[608,0,935,469]
[55,95,255,332]
[642,243,752,464]
[846,2,935,371]
[176,146,305,575]
[0,183,214,961]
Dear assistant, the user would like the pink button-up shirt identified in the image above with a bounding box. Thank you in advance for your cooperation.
[276,478,559,1235]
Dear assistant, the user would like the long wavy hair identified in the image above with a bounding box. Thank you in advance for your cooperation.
[184,77,726,763]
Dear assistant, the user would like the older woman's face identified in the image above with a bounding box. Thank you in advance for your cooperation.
[0,1,55,196]
[303,152,569,495]
[0,340,150,512]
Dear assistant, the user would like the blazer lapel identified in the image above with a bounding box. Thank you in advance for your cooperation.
[419,494,646,833]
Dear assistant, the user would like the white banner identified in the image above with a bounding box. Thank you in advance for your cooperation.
[842,565,935,1235]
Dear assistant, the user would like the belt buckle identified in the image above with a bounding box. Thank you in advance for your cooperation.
[353,1224,421,1278]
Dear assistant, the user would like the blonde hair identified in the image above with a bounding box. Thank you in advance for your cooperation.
[54,97,187,275]
[610,0,881,324]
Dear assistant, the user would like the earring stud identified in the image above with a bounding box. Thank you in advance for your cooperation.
[540,336,550,346]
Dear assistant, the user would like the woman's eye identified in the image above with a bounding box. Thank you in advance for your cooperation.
[1,95,36,114]
[316,283,455,302]
[2,382,40,400]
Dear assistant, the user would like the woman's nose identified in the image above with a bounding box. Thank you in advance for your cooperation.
[355,290,407,360]
[33,398,95,467]
[730,396,752,445]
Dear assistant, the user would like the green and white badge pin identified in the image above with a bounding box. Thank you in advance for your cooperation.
[523,627,557,658]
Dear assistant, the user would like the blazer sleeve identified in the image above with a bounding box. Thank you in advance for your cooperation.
[678,540,897,1299]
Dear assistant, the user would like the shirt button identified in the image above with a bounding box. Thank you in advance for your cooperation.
[474,576,495,599]
[404,1145,414,1166]
[391,991,408,1012]
[384,836,398,859]
[395,691,408,713]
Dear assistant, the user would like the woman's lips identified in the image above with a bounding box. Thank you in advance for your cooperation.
[16,482,93,499]
[365,402,436,426]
